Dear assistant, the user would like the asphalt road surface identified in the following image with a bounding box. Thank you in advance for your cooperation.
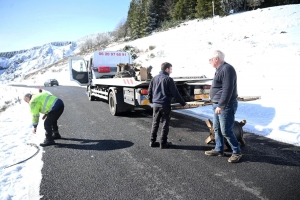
[33,85,300,200]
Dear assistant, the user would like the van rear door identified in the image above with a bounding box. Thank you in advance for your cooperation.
[69,57,89,86]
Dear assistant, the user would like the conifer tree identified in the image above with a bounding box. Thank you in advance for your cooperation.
[151,0,167,26]
[140,0,156,36]
[195,0,225,19]
[173,0,197,20]
[127,0,138,37]
[127,0,144,39]
[185,0,197,19]
[173,0,186,20]
[162,0,177,20]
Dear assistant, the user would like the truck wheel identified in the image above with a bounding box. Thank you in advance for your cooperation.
[88,91,95,101]
[109,91,120,116]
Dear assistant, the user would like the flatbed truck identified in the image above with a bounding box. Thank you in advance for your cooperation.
[69,51,212,116]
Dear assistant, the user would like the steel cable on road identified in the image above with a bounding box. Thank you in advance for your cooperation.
[2,143,40,170]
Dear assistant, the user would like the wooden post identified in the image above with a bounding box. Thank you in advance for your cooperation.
[205,119,215,144]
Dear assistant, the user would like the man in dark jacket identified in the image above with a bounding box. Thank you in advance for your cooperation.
[205,50,242,163]
[148,62,189,149]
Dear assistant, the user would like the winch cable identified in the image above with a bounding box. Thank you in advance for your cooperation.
[2,143,40,170]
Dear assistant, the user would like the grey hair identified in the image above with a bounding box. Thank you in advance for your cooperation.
[213,50,225,61]
[24,93,32,99]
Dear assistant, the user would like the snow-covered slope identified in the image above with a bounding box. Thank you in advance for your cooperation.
[0,42,77,82]
[1,5,300,101]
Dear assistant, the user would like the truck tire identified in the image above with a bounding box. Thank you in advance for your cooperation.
[88,91,95,101]
[109,91,121,116]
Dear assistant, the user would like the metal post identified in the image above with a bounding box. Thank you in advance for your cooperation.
[212,1,215,25]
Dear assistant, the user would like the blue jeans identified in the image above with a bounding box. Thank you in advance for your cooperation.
[212,100,241,154]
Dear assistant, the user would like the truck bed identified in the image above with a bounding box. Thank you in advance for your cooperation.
[91,76,212,87]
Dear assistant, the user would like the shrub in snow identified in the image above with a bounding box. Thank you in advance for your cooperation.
[149,45,156,50]
[149,53,155,58]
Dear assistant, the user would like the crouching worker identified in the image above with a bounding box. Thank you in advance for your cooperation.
[24,93,64,147]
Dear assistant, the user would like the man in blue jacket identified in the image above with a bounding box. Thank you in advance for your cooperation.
[205,50,242,163]
[148,62,189,149]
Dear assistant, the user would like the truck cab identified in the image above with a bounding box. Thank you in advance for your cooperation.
[69,51,132,86]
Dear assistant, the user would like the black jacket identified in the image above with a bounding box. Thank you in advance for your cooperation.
[209,62,238,109]
[148,71,186,107]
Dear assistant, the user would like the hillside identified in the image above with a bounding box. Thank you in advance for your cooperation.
[0,42,77,83]
[2,4,300,101]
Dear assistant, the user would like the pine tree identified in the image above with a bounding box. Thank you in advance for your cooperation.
[151,0,167,27]
[195,0,211,19]
[162,0,177,20]
[127,0,138,37]
[131,2,144,39]
[140,0,154,36]
[173,0,184,20]
[173,0,197,20]
[246,0,263,10]
[195,0,225,19]
[127,0,144,39]
[185,0,197,19]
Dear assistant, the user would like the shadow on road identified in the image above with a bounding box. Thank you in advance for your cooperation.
[169,144,213,151]
[54,138,134,151]
[149,142,212,151]
[239,133,300,166]
[168,112,300,166]
[170,141,300,166]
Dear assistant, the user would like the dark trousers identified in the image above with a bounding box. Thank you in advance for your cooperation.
[150,106,171,144]
[44,105,64,140]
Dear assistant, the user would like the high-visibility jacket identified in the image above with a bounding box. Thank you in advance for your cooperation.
[29,93,60,127]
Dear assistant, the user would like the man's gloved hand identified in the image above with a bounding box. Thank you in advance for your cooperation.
[42,114,47,120]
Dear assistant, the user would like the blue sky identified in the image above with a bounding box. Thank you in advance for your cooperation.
[0,0,131,52]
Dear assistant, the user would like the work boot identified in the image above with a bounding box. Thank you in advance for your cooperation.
[52,131,62,140]
[149,141,159,147]
[205,149,224,156]
[149,141,156,147]
[40,139,55,147]
[228,153,242,163]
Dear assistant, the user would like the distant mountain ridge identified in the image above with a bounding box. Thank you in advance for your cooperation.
[0,41,75,58]
[0,41,77,82]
